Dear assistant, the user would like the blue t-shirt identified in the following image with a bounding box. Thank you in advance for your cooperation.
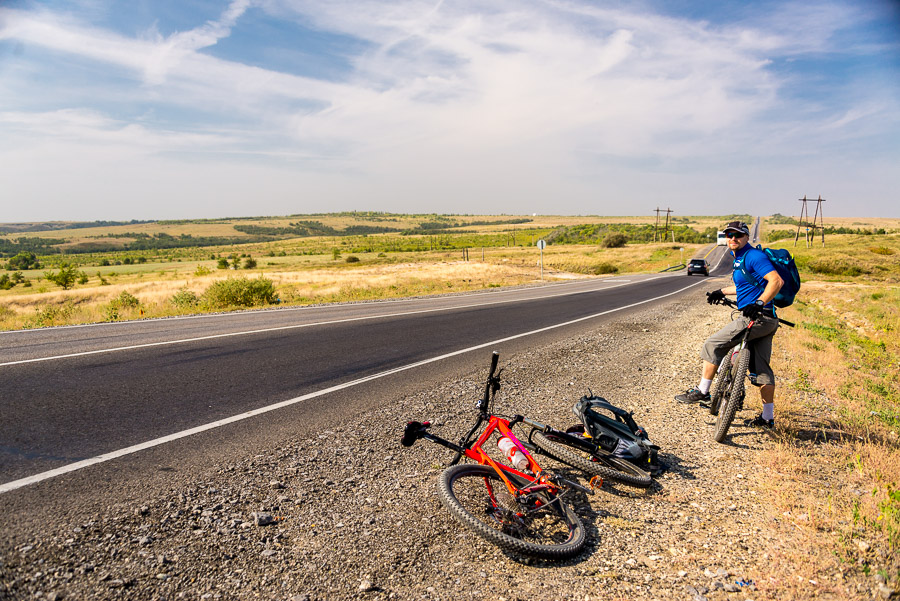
[732,245,776,310]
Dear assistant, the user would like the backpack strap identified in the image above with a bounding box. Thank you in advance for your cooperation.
[736,246,766,291]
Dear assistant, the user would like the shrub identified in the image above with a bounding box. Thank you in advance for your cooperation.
[44,263,82,290]
[111,290,141,309]
[870,246,894,256]
[0,274,12,290]
[592,262,619,274]
[599,233,628,248]
[8,252,39,270]
[99,259,110,266]
[195,265,212,276]
[243,257,257,269]
[29,303,75,328]
[217,258,229,270]
[171,288,200,308]
[345,255,360,263]
[332,248,341,260]
[77,273,89,285]
[202,277,277,309]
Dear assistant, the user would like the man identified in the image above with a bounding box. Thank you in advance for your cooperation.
[675,220,784,428]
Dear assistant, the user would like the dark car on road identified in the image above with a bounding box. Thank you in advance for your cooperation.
[687,258,710,276]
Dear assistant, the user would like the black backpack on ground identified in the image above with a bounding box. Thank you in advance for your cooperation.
[568,394,664,475]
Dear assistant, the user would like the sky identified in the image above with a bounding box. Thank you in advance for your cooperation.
[1,0,899,221]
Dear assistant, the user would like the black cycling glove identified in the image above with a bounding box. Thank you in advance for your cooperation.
[706,289,726,305]
[741,300,765,319]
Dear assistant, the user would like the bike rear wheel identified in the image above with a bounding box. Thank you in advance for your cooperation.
[713,348,750,443]
[437,464,586,560]
[530,430,652,489]
[709,352,734,416]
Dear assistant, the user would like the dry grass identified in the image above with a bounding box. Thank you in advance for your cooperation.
[747,281,900,597]
[0,259,546,329]
[0,238,711,330]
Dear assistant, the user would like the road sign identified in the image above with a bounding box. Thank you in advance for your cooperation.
[537,240,546,249]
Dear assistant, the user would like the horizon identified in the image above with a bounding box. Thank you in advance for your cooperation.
[2,0,899,221]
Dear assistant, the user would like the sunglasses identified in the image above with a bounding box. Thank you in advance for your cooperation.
[725,231,746,239]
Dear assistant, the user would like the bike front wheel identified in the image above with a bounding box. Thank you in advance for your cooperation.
[530,430,652,489]
[709,352,734,416]
[713,347,750,443]
[436,464,586,560]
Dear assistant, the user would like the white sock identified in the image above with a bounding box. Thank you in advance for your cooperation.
[762,403,774,421]
[698,378,712,395]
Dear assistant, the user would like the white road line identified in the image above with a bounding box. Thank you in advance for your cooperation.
[1,277,654,367]
[0,278,705,494]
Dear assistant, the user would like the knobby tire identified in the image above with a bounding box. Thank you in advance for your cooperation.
[437,464,586,560]
[709,352,733,417]
[713,348,750,443]
[530,430,652,489]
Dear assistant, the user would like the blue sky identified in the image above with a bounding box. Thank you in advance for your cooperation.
[1,0,898,221]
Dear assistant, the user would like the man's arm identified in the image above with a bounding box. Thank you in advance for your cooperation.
[756,270,783,305]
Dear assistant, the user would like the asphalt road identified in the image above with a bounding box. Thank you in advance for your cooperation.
[0,254,732,494]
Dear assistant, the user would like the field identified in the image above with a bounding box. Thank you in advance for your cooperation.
[0,212,752,330]
[2,212,899,594]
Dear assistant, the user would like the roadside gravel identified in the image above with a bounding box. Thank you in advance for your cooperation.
[0,288,881,600]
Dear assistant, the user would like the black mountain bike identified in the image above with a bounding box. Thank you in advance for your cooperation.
[707,294,794,442]
[528,396,657,488]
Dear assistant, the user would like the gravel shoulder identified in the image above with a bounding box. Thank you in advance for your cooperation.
[0,287,881,600]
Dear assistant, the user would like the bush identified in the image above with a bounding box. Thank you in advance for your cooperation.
[29,303,75,328]
[217,258,229,270]
[202,277,277,308]
[44,263,82,290]
[171,288,200,308]
[599,233,628,248]
[243,257,257,269]
[592,262,619,274]
[195,265,212,276]
[345,255,360,263]
[8,252,39,271]
[870,246,895,256]
[766,230,795,243]
[105,291,140,321]
[111,290,141,309]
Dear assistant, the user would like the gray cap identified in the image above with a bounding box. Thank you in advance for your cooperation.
[723,220,750,236]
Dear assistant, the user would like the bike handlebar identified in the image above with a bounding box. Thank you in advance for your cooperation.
[706,293,795,327]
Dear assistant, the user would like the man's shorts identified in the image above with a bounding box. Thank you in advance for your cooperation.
[701,315,780,386]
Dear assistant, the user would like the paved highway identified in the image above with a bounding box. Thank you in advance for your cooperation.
[1,252,732,494]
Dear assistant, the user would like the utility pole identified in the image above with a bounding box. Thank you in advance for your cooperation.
[794,195,826,247]
[653,207,673,242]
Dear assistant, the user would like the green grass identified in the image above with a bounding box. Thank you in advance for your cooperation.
[768,233,900,283]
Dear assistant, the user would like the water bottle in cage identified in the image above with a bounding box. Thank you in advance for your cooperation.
[497,436,529,471]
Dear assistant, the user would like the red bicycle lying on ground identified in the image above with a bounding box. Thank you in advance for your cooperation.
[401,352,595,559]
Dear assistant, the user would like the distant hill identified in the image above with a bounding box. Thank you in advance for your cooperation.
[0,220,155,234]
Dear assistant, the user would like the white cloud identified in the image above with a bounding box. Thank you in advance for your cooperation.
[0,0,897,219]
